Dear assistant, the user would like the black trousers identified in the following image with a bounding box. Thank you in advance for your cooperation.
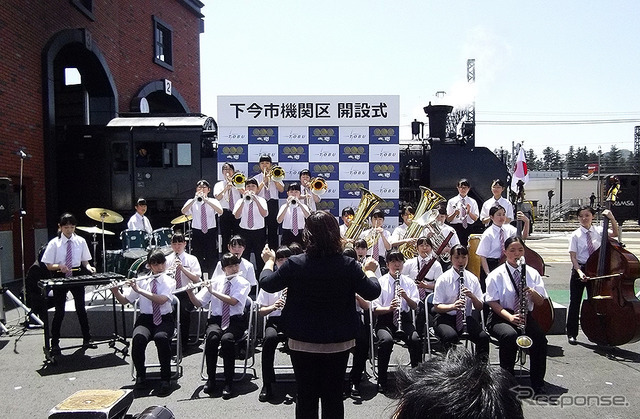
[132,313,175,381]
[51,285,91,345]
[290,348,350,419]
[265,199,280,251]
[488,311,547,390]
[240,227,266,272]
[262,316,286,384]
[205,315,245,383]
[567,267,587,338]
[174,292,194,348]
[350,313,370,385]
[452,223,473,248]
[191,228,218,276]
[219,209,240,253]
[375,312,421,384]
[281,228,304,247]
[479,257,501,293]
[434,313,489,360]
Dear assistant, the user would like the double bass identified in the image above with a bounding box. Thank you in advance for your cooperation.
[581,177,640,345]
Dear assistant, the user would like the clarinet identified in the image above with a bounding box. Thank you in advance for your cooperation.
[393,270,405,340]
[458,267,467,333]
[515,256,533,349]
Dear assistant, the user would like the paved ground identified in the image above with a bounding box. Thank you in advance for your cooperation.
[2,232,640,418]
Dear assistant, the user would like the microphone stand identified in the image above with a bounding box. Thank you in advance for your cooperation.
[17,149,29,300]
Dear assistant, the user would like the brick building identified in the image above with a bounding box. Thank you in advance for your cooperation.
[0,0,205,281]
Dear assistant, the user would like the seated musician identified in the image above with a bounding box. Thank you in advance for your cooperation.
[213,235,258,297]
[476,205,529,291]
[354,238,382,277]
[401,236,443,337]
[256,245,292,402]
[126,197,153,234]
[389,205,416,249]
[187,253,250,399]
[165,232,202,352]
[233,178,269,273]
[360,209,392,274]
[485,236,549,395]
[372,250,420,394]
[277,182,310,247]
[432,244,489,361]
[41,213,97,354]
[434,204,459,271]
[110,250,176,397]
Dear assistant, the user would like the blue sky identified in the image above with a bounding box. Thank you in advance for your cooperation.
[199,1,640,157]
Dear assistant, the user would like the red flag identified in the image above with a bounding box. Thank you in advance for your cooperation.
[511,147,529,190]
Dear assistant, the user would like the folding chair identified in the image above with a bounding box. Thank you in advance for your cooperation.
[200,297,258,382]
[368,306,417,379]
[130,295,182,380]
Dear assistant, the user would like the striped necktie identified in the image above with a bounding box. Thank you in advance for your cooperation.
[221,280,231,330]
[247,202,254,229]
[499,227,505,255]
[174,255,183,287]
[586,230,595,255]
[201,203,208,234]
[292,207,299,236]
[65,240,73,278]
[461,198,468,228]
[152,279,162,326]
[418,258,427,300]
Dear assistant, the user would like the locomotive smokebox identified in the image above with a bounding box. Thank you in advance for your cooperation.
[423,102,453,140]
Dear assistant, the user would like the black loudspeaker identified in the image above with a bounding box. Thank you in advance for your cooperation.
[0,177,11,223]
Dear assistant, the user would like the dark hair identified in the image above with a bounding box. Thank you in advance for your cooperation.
[576,205,595,217]
[196,179,211,188]
[491,179,506,188]
[354,238,368,250]
[288,242,304,255]
[342,247,357,259]
[136,198,147,206]
[303,211,342,257]
[287,182,301,192]
[457,178,470,188]
[401,205,415,216]
[259,154,272,163]
[59,213,78,226]
[386,250,405,263]
[299,169,311,177]
[171,232,185,243]
[450,244,468,257]
[416,236,433,247]
[245,178,259,188]
[228,235,246,248]
[436,203,447,215]
[275,245,293,260]
[371,209,385,219]
[147,249,167,265]
[504,236,525,250]
[393,348,523,419]
[341,206,355,217]
[221,252,241,268]
[221,162,235,171]
[489,205,506,217]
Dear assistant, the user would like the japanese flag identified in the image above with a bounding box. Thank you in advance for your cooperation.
[511,147,529,190]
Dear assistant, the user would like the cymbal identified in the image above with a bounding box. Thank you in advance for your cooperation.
[76,226,115,236]
[85,208,124,224]
[171,214,193,225]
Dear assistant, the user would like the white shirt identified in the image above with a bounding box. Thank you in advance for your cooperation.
[372,273,419,313]
[301,185,319,211]
[213,257,257,286]
[256,288,286,318]
[447,194,479,226]
[390,223,409,244]
[165,251,202,287]
[433,268,483,316]
[359,227,391,257]
[195,274,250,317]
[183,198,220,231]
[339,223,349,237]
[213,180,242,211]
[278,202,309,230]
[485,263,548,312]
[480,197,514,224]
[438,223,460,247]
[42,233,92,267]
[124,273,175,315]
[234,195,268,230]
[569,225,604,265]
[476,224,518,259]
[402,254,443,282]
[254,172,282,201]
[127,213,153,234]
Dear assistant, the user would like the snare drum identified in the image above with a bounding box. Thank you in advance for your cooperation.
[121,229,150,259]
[151,227,173,252]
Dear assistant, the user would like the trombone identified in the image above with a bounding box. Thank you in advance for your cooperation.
[271,166,285,182]
[232,172,246,189]
[310,177,328,195]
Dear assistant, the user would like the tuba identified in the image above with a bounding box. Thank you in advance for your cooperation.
[310,177,328,195]
[398,186,446,259]
[270,166,285,182]
[344,187,385,242]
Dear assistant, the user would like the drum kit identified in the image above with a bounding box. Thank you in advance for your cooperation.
[76,208,194,278]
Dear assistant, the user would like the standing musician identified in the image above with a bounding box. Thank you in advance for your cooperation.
[181,179,223,275]
[165,232,202,352]
[339,206,355,239]
[254,154,284,251]
[41,213,97,354]
[372,250,421,394]
[446,178,479,247]
[401,236,443,336]
[567,205,619,345]
[434,203,460,270]
[480,179,514,226]
[214,162,242,252]
[360,209,392,274]
[187,253,251,399]
[432,244,489,361]
[213,235,258,297]
[110,250,176,397]
[127,197,153,234]
[233,178,269,273]
[485,236,549,395]
[256,245,292,402]
[389,205,417,249]
[475,205,529,291]
[299,169,321,211]
[277,182,311,247]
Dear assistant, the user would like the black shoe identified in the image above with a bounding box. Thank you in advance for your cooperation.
[134,376,147,390]
[568,336,578,345]
[258,384,272,402]
[222,383,233,399]
[82,339,98,349]
[533,385,547,396]
[157,381,172,397]
[350,383,361,399]
[377,382,387,394]
[50,344,61,356]
[202,380,215,395]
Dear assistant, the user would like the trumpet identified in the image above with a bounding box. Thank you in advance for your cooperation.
[310,177,328,196]
[515,256,533,349]
[271,166,285,182]
[288,197,299,207]
[458,267,467,333]
[393,270,405,340]
[232,172,246,189]
[195,191,207,202]
[243,191,254,202]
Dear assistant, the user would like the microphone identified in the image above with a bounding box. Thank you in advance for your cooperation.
[16,149,31,159]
